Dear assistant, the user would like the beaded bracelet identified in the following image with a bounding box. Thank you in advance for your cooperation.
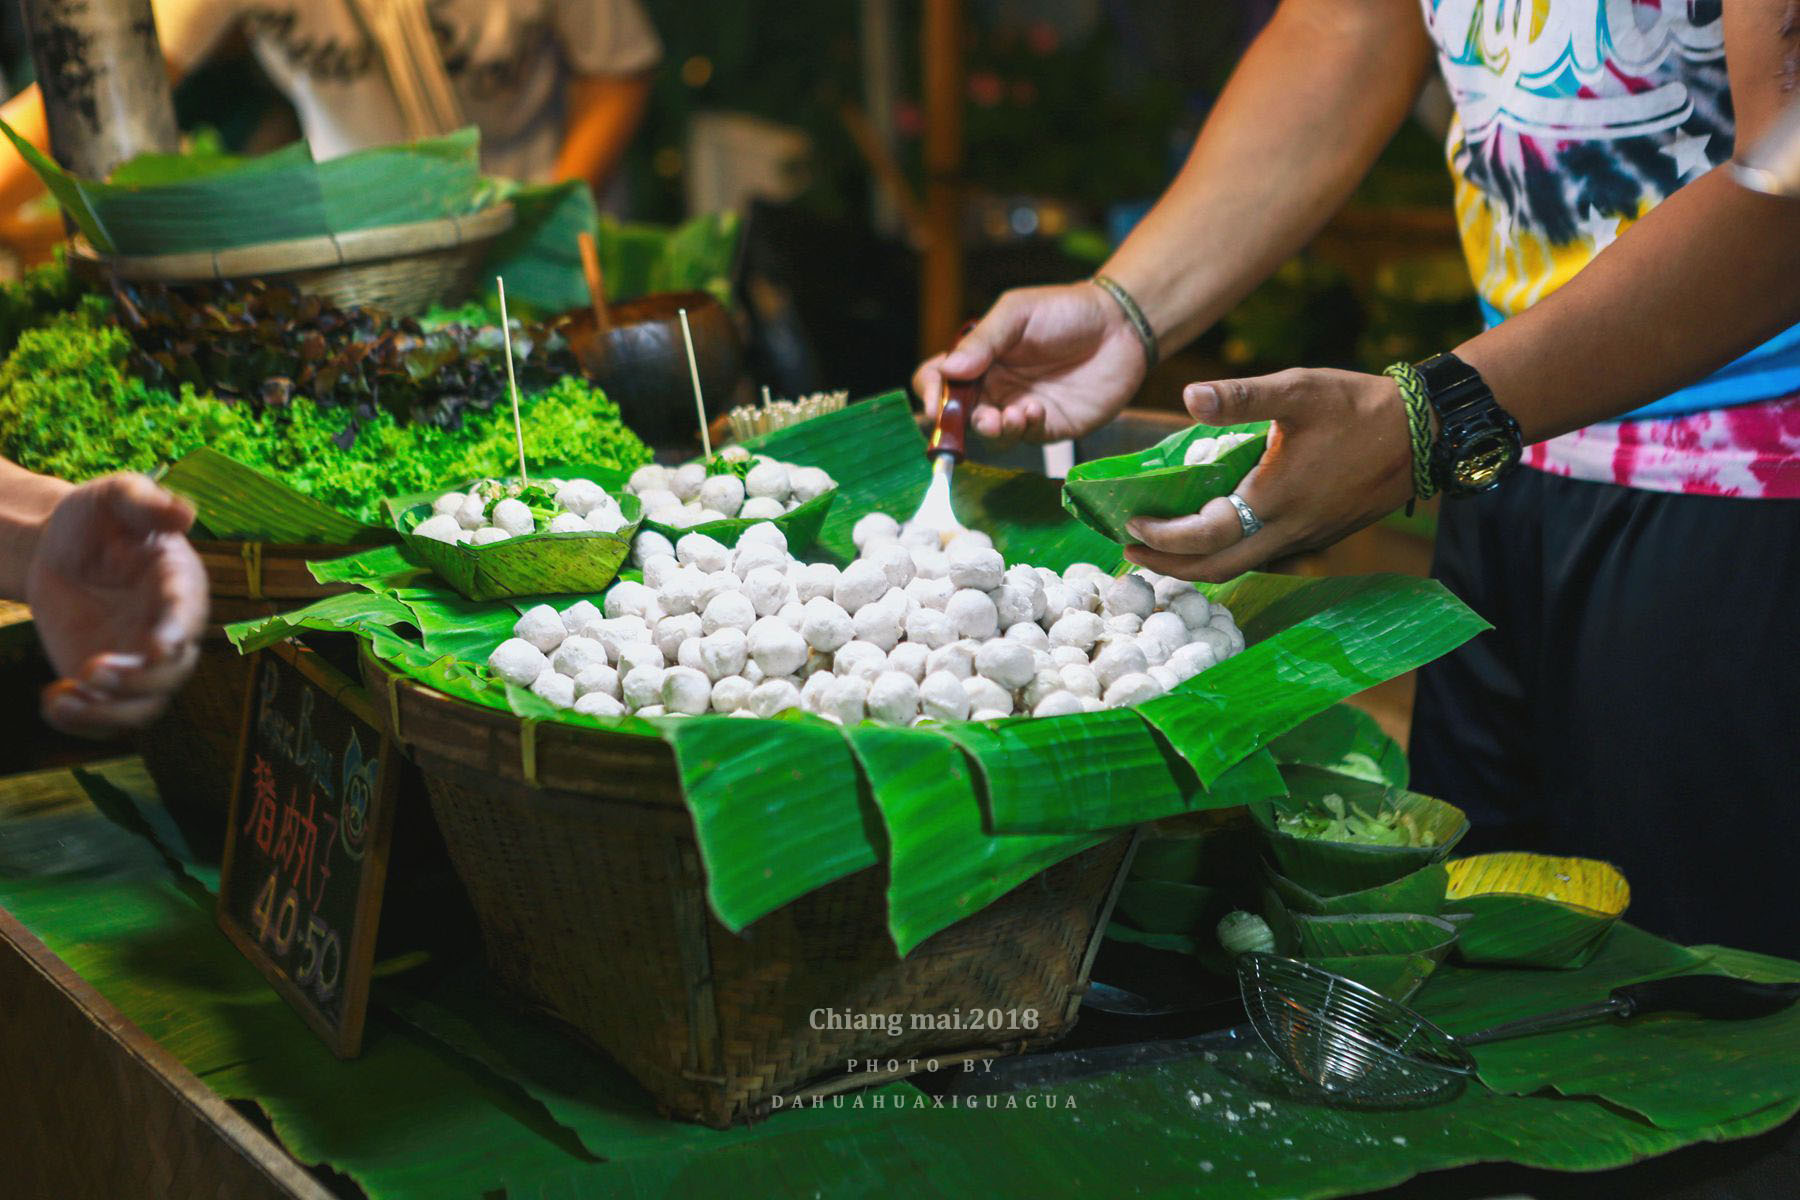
[1383,361,1438,514]
[1092,274,1159,371]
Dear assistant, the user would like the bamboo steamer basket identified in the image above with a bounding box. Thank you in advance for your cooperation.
[70,204,514,316]
[134,540,356,813]
[360,646,1133,1126]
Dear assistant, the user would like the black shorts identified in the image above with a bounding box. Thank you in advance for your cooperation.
[1409,467,1800,957]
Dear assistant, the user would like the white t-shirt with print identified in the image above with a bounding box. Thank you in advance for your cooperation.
[153,0,662,181]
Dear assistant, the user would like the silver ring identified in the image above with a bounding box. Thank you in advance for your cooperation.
[1226,492,1263,539]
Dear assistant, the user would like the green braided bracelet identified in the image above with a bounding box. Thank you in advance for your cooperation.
[1384,361,1439,508]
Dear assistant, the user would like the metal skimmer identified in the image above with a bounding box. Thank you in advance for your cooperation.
[1237,953,1800,1107]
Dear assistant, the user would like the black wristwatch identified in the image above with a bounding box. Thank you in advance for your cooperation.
[1415,353,1523,495]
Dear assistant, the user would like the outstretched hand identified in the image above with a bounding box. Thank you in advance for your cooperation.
[1125,369,1417,582]
[912,282,1149,448]
[26,474,208,737]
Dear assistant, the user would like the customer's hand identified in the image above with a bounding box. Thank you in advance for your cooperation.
[26,474,208,737]
[1126,369,1415,582]
[913,282,1148,447]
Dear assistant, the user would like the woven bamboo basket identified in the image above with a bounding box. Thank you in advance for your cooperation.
[134,540,356,813]
[360,647,1133,1127]
[71,204,514,316]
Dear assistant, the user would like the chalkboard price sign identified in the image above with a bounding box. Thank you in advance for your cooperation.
[219,642,398,1057]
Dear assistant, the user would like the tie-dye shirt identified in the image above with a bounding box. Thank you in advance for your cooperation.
[1421,0,1800,498]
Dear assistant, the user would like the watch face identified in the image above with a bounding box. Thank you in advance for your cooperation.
[1454,431,1520,490]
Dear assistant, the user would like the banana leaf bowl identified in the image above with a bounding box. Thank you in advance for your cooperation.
[1445,853,1629,969]
[1264,860,1450,918]
[1250,766,1469,896]
[1270,910,1462,1001]
[1062,421,1268,544]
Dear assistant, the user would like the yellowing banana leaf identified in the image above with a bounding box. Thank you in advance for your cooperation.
[1445,852,1629,969]
[391,480,642,601]
[641,486,835,554]
[1061,421,1268,544]
[843,723,1105,956]
[1268,703,1409,788]
[161,448,388,544]
[659,712,878,932]
[1250,765,1468,895]
[1264,861,1449,917]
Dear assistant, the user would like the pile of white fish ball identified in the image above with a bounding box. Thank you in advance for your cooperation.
[411,477,632,545]
[486,510,1244,725]
[1182,430,1257,467]
[626,447,835,530]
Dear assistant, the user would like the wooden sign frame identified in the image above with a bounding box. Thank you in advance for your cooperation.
[218,640,398,1058]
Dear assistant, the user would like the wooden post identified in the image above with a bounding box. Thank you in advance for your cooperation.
[920,0,964,360]
[20,0,179,180]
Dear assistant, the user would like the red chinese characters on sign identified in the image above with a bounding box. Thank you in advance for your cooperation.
[267,782,340,905]
[243,754,279,855]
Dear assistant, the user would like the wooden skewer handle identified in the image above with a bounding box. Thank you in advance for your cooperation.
[577,231,609,333]
[927,321,979,462]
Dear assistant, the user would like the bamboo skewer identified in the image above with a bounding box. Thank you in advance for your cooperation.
[496,276,528,485]
[577,231,610,332]
[678,307,711,461]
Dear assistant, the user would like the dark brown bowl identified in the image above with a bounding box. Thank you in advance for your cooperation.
[564,291,743,450]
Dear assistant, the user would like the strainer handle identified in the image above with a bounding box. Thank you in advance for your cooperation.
[1459,996,1632,1047]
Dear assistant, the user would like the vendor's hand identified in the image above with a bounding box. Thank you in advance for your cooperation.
[912,282,1148,448]
[1126,369,1414,583]
[26,474,208,737]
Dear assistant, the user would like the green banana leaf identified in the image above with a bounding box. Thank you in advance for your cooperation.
[478,179,601,315]
[843,723,1105,956]
[1280,913,1461,1000]
[641,486,836,553]
[390,478,642,601]
[1264,861,1450,917]
[1061,421,1268,544]
[599,212,742,308]
[1268,703,1409,787]
[1112,880,1221,936]
[160,448,388,545]
[307,544,430,589]
[224,590,420,654]
[1128,821,1255,887]
[1250,765,1468,895]
[2,122,487,256]
[1444,853,1628,969]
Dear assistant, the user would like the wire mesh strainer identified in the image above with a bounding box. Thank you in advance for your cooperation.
[1237,953,1800,1107]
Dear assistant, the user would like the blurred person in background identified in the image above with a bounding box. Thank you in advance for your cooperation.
[0,0,661,213]
[917,0,1800,954]
[1,459,206,737]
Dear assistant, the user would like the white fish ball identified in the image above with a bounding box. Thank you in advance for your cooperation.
[661,666,713,715]
[1093,640,1150,689]
[1104,573,1156,619]
[800,597,854,652]
[1135,634,1171,668]
[630,464,671,493]
[488,498,535,537]
[604,580,657,621]
[904,575,954,611]
[748,617,808,677]
[993,584,1037,629]
[777,600,806,627]
[795,562,840,603]
[742,660,766,684]
[852,511,901,550]
[739,521,788,553]
[658,566,707,615]
[1170,590,1213,629]
[1005,622,1051,651]
[698,473,745,517]
[1141,611,1190,655]
[885,641,929,683]
[636,704,668,718]
[800,669,836,714]
[554,479,605,517]
[865,541,916,590]
[744,460,791,501]
[432,491,466,516]
[739,496,786,520]
[1038,582,1078,626]
[1061,662,1102,699]
[925,640,977,680]
[676,638,705,674]
[945,589,999,640]
[586,507,630,535]
[747,678,804,718]
[514,605,567,653]
[1147,665,1180,692]
[592,616,651,661]
[1063,576,1101,613]
[1050,644,1088,668]
[454,494,488,530]
[919,671,971,722]
[1032,691,1085,718]
[1104,672,1164,708]
[530,670,576,709]
[866,671,921,725]
[728,542,782,580]
[574,691,626,719]
[489,638,548,687]
[1064,562,1107,584]
[962,675,1013,716]
[833,640,888,682]
[944,530,994,555]
[1023,668,1065,709]
[1210,612,1246,655]
[654,612,703,662]
[1167,641,1218,681]
[696,628,749,681]
[853,602,904,651]
[743,566,794,617]
[1047,610,1103,652]
[617,641,666,678]
[573,663,620,700]
[676,532,731,573]
[947,543,1005,592]
[413,513,464,543]
[701,591,757,635]
[834,560,889,613]
[711,675,753,713]
[789,466,835,504]
[823,675,870,725]
[974,639,1037,691]
[551,636,608,679]
[632,529,676,569]
[909,545,950,580]
[1106,612,1144,635]
[903,607,957,650]
[621,665,666,710]
[670,462,708,502]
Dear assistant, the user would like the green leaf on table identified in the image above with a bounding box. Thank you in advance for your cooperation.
[162,448,387,545]
[1269,703,1409,787]
[224,591,420,653]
